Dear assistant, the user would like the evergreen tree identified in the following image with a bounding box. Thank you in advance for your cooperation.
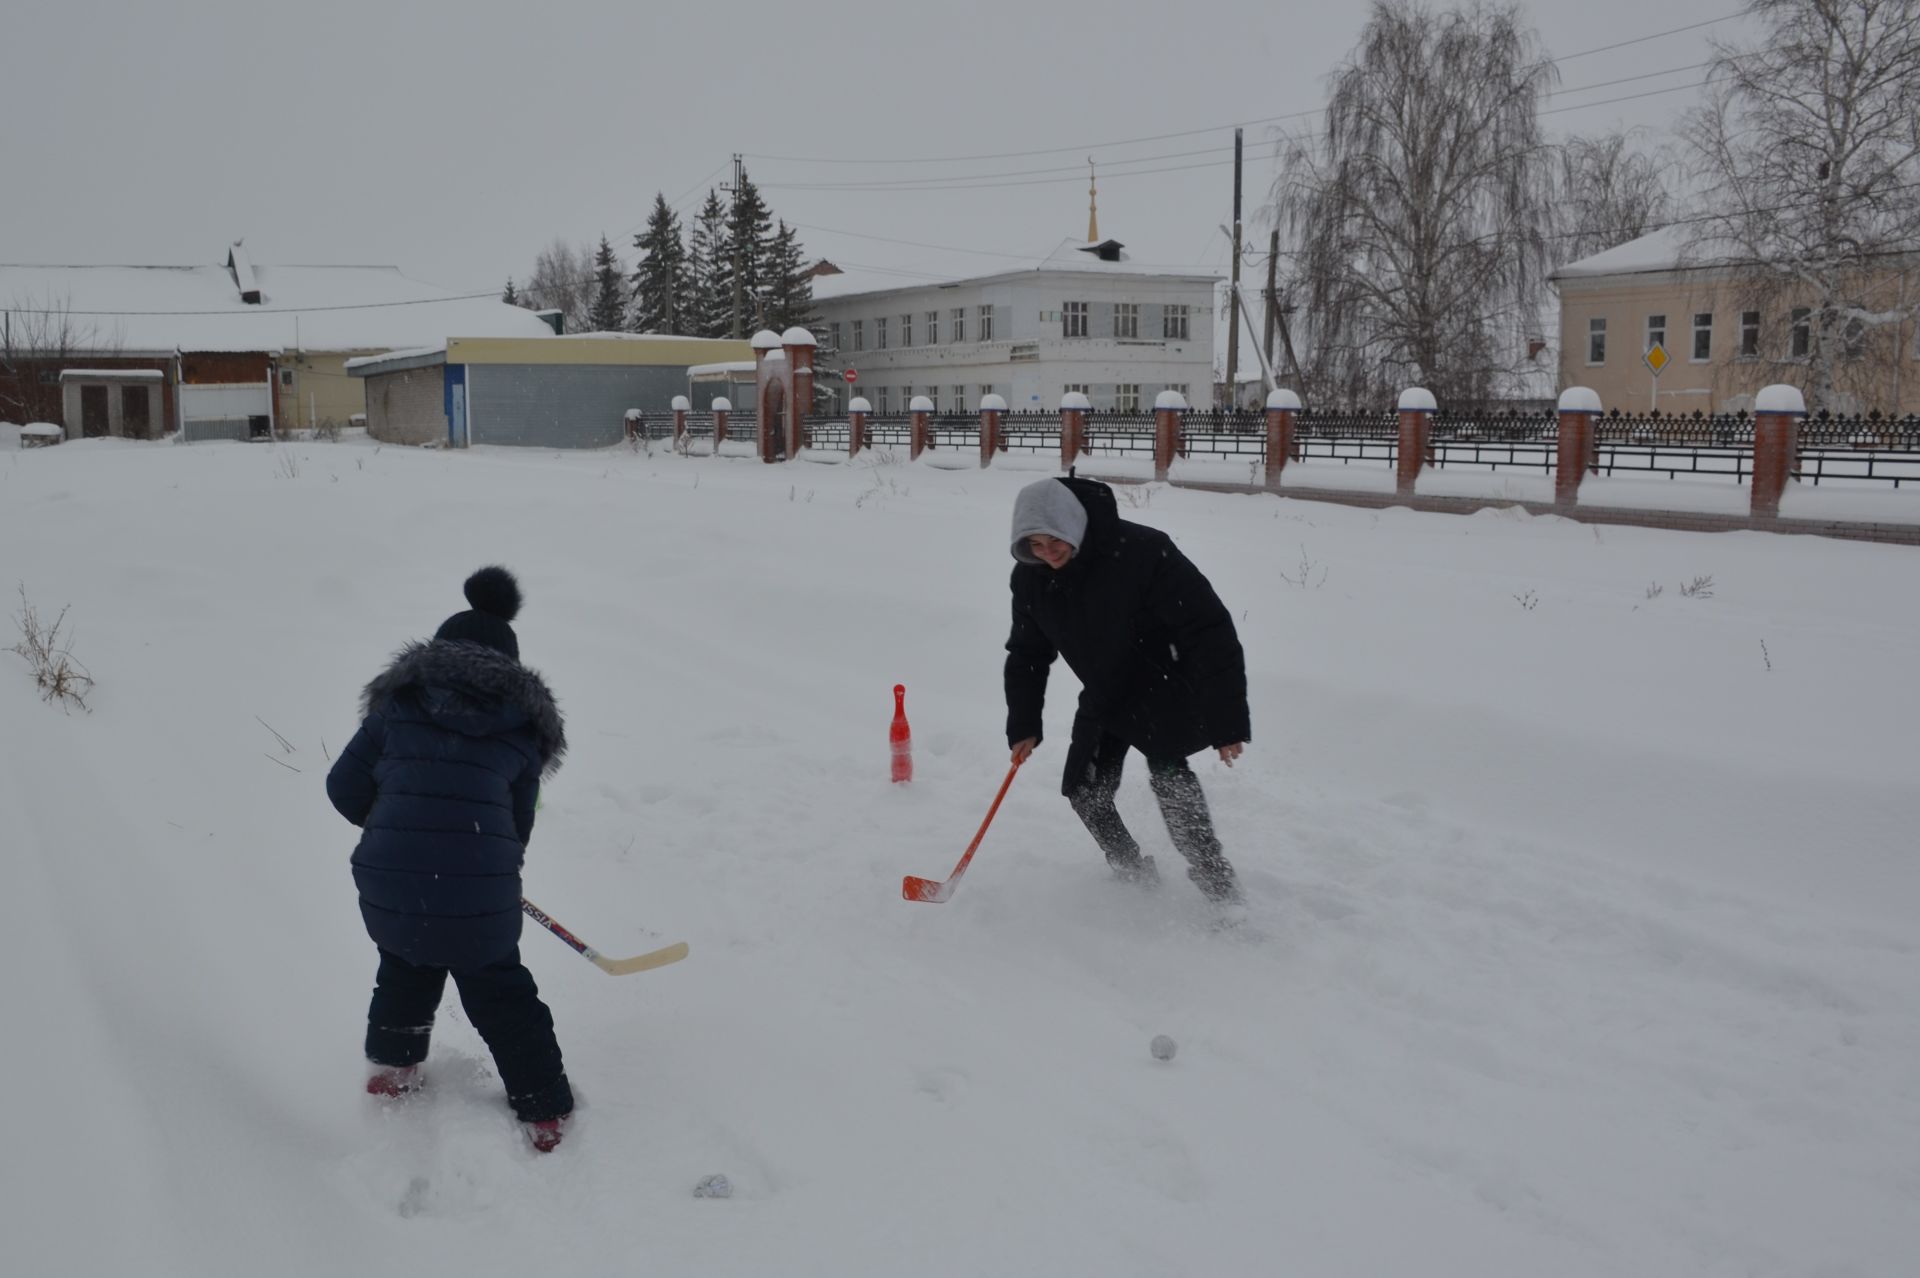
[502,277,521,306]
[686,189,733,339]
[629,194,689,334]
[725,168,775,336]
[587,235,629,333]
[763,220,818,335]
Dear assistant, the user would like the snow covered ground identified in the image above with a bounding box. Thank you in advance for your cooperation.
[3,432,1916,1278]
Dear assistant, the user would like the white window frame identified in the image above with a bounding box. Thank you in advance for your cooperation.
[1739,310,1761,359]
[978,304,994,342]
[1063,301,1088,338]
[877,386,890,414]
[952,384,968,413]
[829,322,842,351]
[1115,383,1141,413]
[1790,307,1811,360]
[1114,302,1139,339]
[926,386,940,412]
[951,307,966,343]
[926,310,939,344]
[1646,313,1667,354]
[852,319,864,352]
[977,384,996,405]
[1690,312,1712,362]
[1163,305,1190,340]
[900,313,913,347]
[1587,317,1606,366]
[875,316,887,350]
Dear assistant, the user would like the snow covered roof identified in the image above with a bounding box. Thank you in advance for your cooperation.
[811,236,1220,303]
[1549,226,1761,282]
[0,262,556,354]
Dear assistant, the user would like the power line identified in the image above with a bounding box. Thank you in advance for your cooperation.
[741,12,1747,168]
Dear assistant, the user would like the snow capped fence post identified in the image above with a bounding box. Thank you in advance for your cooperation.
[978,393,1008,468]
[712,397,731,449]
[1554,387,1602,507]
[671,395,690,449]
[624,408,643,443]
[848,397,871,458]
[909,395,933,460]
[1752,384,1806,519]
[1396,387,1436,497]
[1264,388,1301,488]
[751,330,784,464]
[1060,391,1091,471]
[1153,390,1188,482]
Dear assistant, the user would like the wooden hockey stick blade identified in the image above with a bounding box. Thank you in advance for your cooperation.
[588,940,689,975]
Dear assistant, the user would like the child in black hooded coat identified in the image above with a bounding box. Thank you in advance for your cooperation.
[326,567,574,1149]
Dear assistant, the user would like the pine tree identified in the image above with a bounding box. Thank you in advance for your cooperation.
[686,189,732,339]
[629,194,689,334]
[502,277,521,306]
[725,169,775,336]
[763,220,818,334]
[587,235,629,333]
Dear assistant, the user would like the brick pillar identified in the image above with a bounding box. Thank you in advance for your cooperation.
[1554,387,1602,506]
[1153,390,1188,482]
[909,396,932,460]
[624,408,643,442]
[712,397,730,449]
[1396,387,1436,497]
[784,330,816,462]
[849,397,870,458]
[978,393,1008,468]
[1060,391,1091,472]
[1752,384,1806,519]
[671,395,689,449]
[1264,388,1301,488]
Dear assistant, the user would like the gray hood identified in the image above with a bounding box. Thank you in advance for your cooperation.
[1009,478,1089,563]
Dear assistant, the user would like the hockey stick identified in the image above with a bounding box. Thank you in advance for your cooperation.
[521,898,688,975]
[902,758,1023,903]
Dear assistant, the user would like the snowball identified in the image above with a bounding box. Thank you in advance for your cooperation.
[1150,1034,1177,1062]
[693,1173,733,1199]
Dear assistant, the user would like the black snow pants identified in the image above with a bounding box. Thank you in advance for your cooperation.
[365,946,573,1122]
[1064,728,1240,901]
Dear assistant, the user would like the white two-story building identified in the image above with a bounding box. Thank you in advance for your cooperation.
[809,237,1218,415]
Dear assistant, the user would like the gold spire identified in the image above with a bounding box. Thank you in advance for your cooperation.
[1087,157,1099,242]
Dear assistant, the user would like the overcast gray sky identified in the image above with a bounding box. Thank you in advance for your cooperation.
[1,0,1752,293]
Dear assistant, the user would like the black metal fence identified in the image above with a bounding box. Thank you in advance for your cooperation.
[625,409,1920,488]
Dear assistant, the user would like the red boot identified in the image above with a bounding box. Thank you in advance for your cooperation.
[366,1064,422,1098]
[525,1115,569,1153]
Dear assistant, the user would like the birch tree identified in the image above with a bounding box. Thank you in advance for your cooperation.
[1555,130,1673,265]
[1274,1,1556,407]
[1684,0,1920,412]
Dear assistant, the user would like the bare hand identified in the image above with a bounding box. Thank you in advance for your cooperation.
[1011,737,1038,765]
[1217,743,1245,767]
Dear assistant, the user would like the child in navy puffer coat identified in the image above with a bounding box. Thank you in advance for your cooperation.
[326,567,574,1149]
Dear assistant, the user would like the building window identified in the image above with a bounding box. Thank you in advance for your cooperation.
[978,384,996,405]
[1587,317,1607,365]
[978,304,994,341]
[926,310,939,344]
[279,369,295,388]
[1790,307,1811,359]
[1115,384,1141,413]
[926,386,939,412]
[900,314,913,347]
[1063,301,1088,338]
[952,385,968,412]
[877,386,890,414]
[853,320,864,352]
[1164,383,1189,402]
[829,322,841,351]
[1692,312,1712,362]
[951,307,966,343]
[1164,305,1190,340]
[875,317,888,350]
[1064,383,1089,398]
[1114,303,1139,339]
[1740,311,1761,358]
[1646,314,1666,353]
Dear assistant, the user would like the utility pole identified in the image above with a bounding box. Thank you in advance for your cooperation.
[1225,128,1242,410]
[1262,229,1278,373]
[724,152,746,340]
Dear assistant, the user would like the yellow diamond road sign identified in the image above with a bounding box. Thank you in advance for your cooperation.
[1643,341,1670,376]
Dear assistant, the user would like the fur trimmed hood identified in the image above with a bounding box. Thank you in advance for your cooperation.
[361,639,567,777]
